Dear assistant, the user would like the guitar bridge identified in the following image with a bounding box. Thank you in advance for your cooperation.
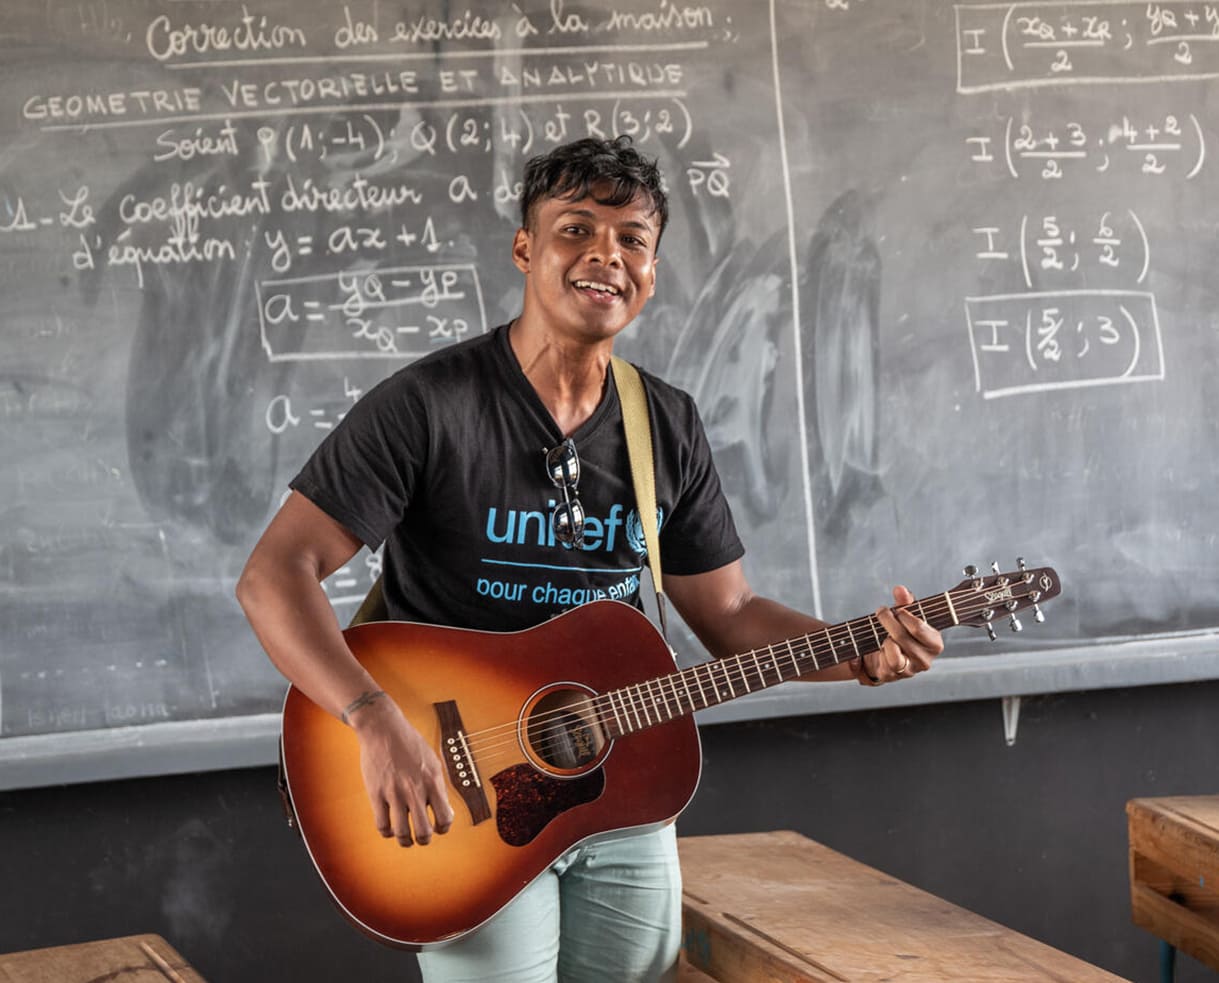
[434,701,491,825]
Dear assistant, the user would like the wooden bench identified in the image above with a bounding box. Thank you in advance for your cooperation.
[679,830,1126,982]
[1128,795,1219,980]
[0,934,204,983]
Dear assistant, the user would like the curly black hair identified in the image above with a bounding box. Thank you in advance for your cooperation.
[519,136,668,247]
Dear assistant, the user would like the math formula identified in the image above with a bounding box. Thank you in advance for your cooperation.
[949,1,1216,398]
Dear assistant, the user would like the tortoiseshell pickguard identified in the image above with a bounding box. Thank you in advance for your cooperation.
[491,765,604,846]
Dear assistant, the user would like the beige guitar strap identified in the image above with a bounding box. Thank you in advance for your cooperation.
[348,577,387,628]
[610,356,670,641]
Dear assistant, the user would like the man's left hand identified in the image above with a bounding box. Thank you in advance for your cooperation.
[856,585,944,685]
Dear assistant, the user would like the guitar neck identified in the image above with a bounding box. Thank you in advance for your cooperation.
[599,592,962,740]
[595,563,1061,740]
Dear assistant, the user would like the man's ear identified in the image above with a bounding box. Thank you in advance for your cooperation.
[647,253,659,298]
[511,227,531,274]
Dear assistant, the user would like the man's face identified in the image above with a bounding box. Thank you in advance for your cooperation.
[512,188,659,344]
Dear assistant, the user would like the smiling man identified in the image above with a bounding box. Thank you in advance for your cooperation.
[237,137,942,983]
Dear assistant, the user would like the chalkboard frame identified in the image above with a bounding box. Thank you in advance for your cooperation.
[3,633,1217,790]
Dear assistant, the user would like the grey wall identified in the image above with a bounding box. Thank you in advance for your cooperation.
[3,678,1216,982]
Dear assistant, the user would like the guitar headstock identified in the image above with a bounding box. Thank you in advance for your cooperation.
[950,559,1061,639]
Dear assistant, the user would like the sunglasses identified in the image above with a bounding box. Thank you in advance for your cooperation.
[545,438,586,548]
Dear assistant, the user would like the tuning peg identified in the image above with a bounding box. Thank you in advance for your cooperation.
[981,607,997,640]
[964,564,982,588]
[1005,597,1023,632]
[1018,558,1046,621]
[991,561,1009,586]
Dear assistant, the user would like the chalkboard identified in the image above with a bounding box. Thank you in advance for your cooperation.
[4,0,1219,788]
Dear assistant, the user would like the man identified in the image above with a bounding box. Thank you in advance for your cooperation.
[237,136,943,982]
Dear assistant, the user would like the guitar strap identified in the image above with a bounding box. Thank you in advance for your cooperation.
[348,575,387,628]
[610,356,670,641]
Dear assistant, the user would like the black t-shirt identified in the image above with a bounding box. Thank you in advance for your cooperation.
[290,325,744,632]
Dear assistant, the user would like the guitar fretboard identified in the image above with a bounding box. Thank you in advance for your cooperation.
[590,572,1052,740]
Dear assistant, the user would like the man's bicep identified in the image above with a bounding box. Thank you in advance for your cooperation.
[253,490,367,582]
[664,560,754,656]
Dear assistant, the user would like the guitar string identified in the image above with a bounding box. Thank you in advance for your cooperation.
[461,587,1035,766]
[453,602,934,759]
[464,606,950,763]
[457,586,1039,763]
[454,585,1042,765]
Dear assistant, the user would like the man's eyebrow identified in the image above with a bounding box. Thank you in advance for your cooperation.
[556,207,655,233]
[620,218,655,233]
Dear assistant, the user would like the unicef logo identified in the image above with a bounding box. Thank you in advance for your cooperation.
[625,507,664,555]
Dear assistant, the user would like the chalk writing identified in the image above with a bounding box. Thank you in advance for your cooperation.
[966,290,1165,398]
[966,112,1206,180]
[257,265,487,360]
[323,549,384,605]
[972,210,1150,287]
[957,6,1182,398]
[958,1,1219,91]
[146,7,308,61]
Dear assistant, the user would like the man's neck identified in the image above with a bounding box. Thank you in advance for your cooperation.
[508,318,613,437]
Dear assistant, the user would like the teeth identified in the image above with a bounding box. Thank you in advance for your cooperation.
[574,280,619,295]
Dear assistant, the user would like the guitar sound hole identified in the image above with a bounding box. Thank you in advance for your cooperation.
[525,690,607,772]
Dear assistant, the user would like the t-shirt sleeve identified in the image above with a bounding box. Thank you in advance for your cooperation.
[289,373,425,550]
[654,390,746,577]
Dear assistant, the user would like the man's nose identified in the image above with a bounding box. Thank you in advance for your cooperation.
[584,228,622,265]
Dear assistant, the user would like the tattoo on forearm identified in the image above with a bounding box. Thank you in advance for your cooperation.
[341,689,387,724]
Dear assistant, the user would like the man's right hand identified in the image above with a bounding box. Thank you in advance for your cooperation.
[350,695,455,847]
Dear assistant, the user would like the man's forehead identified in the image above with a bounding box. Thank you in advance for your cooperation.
[544,194,657,230]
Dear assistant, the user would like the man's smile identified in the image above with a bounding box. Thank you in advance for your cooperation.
[572,278,622,298]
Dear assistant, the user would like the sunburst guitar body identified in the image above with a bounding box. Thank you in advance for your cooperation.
[281,600,699,950]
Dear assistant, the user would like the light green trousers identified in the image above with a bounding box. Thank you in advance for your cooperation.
[416,824,681,983]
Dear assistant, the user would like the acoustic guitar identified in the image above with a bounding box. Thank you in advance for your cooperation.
[280,562,1060,949]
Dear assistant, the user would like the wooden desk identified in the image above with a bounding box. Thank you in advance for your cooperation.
[0,934,204,983]
[680,831,1127,982]
[1128,795,1219,974]
[678,956,720,982]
